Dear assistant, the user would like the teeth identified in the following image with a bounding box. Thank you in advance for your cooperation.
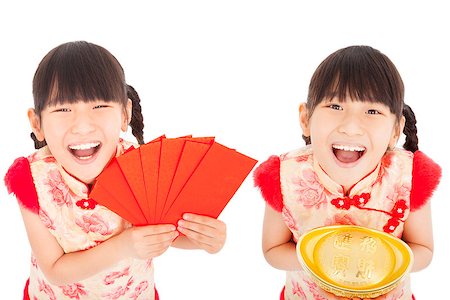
[78,155,93,160]
[68,142,100,150]
[332,144,365,152]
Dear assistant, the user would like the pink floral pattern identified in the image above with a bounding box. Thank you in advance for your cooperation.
[44,169,72,206]
[324,214,356,226]
[303,279,328,300]
[282,206,299,231]
[60,283,87,299]
[104,267,130,285]
[295,169,327,209]
[39,208,56,230]
[291,280,306,300]
[102,278,134,300]
[75,213,113,235]
[129,281,149,300]
[38,279,57,300]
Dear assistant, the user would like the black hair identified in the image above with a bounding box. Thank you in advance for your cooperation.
[303,45,418,152]
[31,41,145,148]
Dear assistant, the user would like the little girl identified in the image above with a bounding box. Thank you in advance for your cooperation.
[254,45,441,300]
[5,41,226,299]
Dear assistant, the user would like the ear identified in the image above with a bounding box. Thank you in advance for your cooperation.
[299,103,310,138]
[389,115,405,149]
[121,98,132,132]
[27,108,45,141]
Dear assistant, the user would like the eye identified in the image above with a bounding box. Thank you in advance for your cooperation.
[366,109,381,115]
[52,108,71,113]
[93,104,109,109]
[328,104,343,110]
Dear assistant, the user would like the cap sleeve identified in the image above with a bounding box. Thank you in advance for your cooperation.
[410,151,442,211]
[4,157,40,214]
[253,155,283,212]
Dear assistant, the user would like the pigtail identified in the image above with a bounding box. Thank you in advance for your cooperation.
[302,135,311,145]
[402,104,419,152]
[30,132,47,149]
[126,84,145,145]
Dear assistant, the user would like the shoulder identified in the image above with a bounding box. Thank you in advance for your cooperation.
[280,145,313,162]
[4,156,39,214]
[253,146,311,212]
[4,147,54,214]
[410,150,442,211]
[254,155,282,212]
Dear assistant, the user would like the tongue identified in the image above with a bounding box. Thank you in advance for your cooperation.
[334,149,360,163]
[72,148,96,158]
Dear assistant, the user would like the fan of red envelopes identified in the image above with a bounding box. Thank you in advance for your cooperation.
[89,135,257,226]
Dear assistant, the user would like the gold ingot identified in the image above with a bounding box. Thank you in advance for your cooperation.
[296,225,413,298]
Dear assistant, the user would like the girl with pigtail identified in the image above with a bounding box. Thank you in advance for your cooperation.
[5,41,226,299]
[254,45,441,300]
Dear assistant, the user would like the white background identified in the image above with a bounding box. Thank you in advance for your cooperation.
[0,1,448,299]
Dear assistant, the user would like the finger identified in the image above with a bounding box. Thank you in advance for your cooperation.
[177,225,215,245]
[143,230,179,245]
[182,213,224,229]
[136,224,177,236]
[177,219,217,238]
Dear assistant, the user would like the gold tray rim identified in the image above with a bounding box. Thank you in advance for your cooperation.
[296,225,413,297]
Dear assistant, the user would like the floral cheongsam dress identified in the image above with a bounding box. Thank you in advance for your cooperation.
[5,140,157,300]
[254,146,441,300]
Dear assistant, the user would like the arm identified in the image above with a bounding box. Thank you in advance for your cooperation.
[20,207,178,286]
[262,204,302,271]
[402,201,434,272]
[171,213,226,254]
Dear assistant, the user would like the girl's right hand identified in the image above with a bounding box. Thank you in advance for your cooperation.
[118,224,179,260]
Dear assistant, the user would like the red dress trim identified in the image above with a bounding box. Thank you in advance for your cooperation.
[4,157,39,214]
[410,151,442,211]
[253,155,283,212]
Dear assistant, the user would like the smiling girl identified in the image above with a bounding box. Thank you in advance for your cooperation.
[254,46,441,300]
[5,41,226,299]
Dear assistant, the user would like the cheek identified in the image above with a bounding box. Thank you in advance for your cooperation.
[41,120,65,143]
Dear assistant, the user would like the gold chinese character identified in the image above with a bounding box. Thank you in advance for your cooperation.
[359,236,377,254]
[355,258,375,279]
[332,255,350,277]
[334,233,352,250]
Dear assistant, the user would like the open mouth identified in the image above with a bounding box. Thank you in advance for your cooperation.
[68,142,101,160]
[332,144,366,164]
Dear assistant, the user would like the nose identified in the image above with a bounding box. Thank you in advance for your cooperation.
[70,112,96,135]
[337,113,364,136]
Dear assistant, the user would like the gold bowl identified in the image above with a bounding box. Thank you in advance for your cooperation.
[296,225,413,298]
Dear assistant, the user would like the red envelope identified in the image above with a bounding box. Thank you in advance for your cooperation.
[116,147,148,222]
[89,135,257,226]
[139,138,162,224]
[162,141,257,225]
[90,159,147,225]
[161,138,214,219]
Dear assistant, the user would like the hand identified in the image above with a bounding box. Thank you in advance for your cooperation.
[118,224,179,260]
[177,213,227,254]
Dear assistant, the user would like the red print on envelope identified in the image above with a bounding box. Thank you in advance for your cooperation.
[89,135,257,226]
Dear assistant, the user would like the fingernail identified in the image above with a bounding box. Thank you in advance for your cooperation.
[183,213,191,220]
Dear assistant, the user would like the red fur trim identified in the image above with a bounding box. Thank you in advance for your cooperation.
[410,151,442,211]
[4,157,40,214]
[253,155,283,212]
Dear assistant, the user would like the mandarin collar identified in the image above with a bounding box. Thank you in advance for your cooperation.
[312,154,381,197]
